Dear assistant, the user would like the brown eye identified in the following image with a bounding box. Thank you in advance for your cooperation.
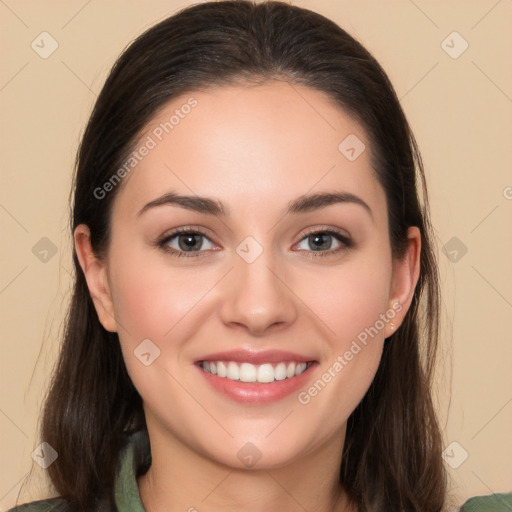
[158,228,215,258]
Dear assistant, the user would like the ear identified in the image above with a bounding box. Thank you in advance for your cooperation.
[385,226,421,337]
[73,224,117,332]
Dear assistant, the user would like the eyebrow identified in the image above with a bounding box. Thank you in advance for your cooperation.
[136,190,373,220]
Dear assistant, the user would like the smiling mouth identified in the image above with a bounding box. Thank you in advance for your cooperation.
[198,360,313,383]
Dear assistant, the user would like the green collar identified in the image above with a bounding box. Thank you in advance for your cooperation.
[460,491,512,511]
[113,429,151,511]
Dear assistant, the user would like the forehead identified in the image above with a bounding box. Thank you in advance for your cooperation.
[112,80,386,221]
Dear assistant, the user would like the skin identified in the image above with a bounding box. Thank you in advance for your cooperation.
[74,80,421,512]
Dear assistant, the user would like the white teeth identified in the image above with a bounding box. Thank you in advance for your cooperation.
[295,362,307,376]
[257,364,274,383]
[240,362,257,382]
[227,361,240,380]
[217,361,227,378]
[200,360,310,383]
[274,362,287,381]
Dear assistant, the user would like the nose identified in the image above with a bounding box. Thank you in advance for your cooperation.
[218,248,298,336]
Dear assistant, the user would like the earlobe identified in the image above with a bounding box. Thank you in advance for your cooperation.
[386,226,422,337]
[73,224,117,332]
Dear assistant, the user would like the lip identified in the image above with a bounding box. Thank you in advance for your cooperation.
[195,349,315,365]
[194,350,318,404]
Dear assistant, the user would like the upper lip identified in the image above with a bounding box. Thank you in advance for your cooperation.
[195,349,316,365]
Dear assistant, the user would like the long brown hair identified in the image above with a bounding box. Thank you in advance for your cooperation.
[37,1,446,510]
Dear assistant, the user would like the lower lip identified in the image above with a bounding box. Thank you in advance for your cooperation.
[195,363,317,404]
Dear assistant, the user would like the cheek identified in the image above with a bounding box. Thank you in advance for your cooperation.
[109,249,208,343]
[304,247,393,346]
[108,253,198,406]
[294,247,392,415]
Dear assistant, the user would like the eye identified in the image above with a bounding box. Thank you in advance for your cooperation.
[156,226,352,259]
[158,227,216,258]
[294,228,352,257]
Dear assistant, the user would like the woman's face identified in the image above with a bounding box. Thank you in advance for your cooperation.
[76,80,419,469]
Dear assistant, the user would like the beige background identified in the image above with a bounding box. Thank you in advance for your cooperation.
[1,0,511,509]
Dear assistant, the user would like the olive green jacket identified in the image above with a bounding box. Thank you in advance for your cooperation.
[6,430,512,511]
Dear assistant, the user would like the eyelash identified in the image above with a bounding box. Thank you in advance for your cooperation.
[156,226,353,259]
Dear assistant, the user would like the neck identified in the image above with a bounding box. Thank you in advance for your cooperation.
[138,422,356,512]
